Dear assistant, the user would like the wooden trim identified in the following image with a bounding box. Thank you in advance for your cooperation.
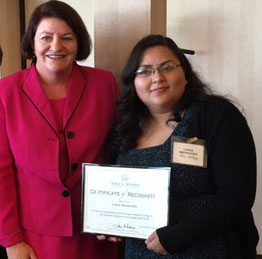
[19,0,26,69]
[0,0,21,77]
[151,0,166,35]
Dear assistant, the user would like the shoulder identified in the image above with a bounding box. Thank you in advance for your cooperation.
[191,98,251,143]
[176,98,245,140]
[0,69,30,99]
[195,97,239,113]
[76,64,119,99]
[194,98,245,123]
[0,69,29,88]
[77,65,116,82]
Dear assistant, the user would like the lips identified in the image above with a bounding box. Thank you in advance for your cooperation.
[46,54,66,59]
[150,86,169,93]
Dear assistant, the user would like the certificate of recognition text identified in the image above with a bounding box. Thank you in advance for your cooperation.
[81,164,170,239]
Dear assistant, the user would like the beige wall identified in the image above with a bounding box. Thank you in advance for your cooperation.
[0,0,21,78]
[167,0,262,253]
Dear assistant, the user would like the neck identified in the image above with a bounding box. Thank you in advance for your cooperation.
[137,110,175,149]
[41,74,70,88]
[149,110,173,125]
[37,67,72,86]
[36,67,73,100]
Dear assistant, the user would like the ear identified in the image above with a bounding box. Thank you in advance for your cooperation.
[31,40,36,60]
[0,44,3,66]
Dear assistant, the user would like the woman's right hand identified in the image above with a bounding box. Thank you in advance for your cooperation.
[6,241,37,259]
[97,235,122,242]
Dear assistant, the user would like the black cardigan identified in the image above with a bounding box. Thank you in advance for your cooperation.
[157,99,259,258]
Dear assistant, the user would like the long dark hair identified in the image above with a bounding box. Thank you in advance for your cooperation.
[21,0,91,61]
[113,34,224,154]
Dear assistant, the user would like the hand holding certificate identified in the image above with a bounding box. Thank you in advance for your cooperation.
[81,164,170,239]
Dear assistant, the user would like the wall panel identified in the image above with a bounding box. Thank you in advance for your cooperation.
[167,0,262,253]
[0,0,21,77]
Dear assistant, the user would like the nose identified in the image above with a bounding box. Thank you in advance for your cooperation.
[152,68,165,82]
[50,37,62,51]
[151,67,161,75]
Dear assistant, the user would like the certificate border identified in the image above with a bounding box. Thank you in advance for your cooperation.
[81,163,171,239]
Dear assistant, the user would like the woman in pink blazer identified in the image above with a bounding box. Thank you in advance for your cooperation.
[0,1,119,259]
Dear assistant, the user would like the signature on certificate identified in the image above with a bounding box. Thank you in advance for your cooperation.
[113,223,136,230]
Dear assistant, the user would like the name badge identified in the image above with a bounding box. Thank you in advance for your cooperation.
[171,136,207,167]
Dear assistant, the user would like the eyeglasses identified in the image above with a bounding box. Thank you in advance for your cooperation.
[135,62,181,77]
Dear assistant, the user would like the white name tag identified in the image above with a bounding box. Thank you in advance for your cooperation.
[172,137,207,167]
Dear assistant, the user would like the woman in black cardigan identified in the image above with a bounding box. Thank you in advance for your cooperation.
[110,34,259,258]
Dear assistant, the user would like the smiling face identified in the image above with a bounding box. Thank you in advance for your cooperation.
[134,46,187,115]
[34,17,78,77]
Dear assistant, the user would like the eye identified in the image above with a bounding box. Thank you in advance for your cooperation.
[160,63,180,73]
[165,65,174,71]
[41,36,51,41]
[62,37,73,42]
[135,68,152,77]
[161,64,175,72]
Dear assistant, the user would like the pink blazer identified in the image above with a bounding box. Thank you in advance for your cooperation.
[0,63,119,247]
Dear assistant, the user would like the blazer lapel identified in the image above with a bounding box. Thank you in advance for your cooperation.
[63,64,86,128]
[22,63,86,133]
[23,64,59,133]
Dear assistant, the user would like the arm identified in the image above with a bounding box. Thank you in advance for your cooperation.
[0,99,23,247]
[157,102,257,253]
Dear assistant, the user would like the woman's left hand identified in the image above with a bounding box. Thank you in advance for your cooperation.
[145,231,169,255]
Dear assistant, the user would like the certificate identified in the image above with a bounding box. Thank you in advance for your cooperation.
[81,163,171,239]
